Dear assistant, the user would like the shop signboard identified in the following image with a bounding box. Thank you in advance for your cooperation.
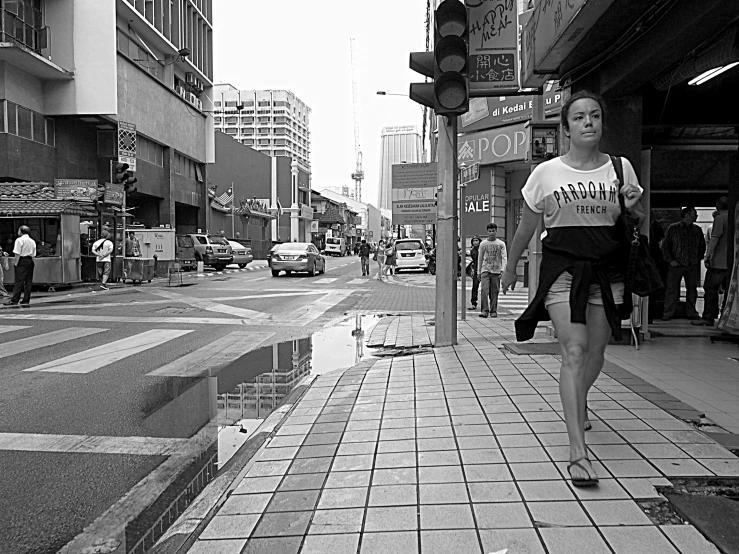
[462,170,492,239]
[458,122,528,166]
[299,204,314,220]
[118,121,137,171]
[310,220,319,232]
[543,81,563,116]
[461,96,533,132]
[460,163,480,185]
[104,182,124,206]
[54,179,98,203]
[391,162,437,226]
[466,0,520,94]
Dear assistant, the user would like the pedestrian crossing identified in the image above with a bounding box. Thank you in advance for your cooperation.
[494,290,530,314]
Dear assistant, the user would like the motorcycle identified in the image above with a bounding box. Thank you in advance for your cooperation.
[427,248,473,277]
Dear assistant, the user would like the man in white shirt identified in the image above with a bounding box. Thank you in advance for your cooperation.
[4,226,36,307]
[92,230,114,291]
[477,222,508,318]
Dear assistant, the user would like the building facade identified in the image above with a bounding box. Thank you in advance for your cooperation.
[212,85,311,171]
[315,187,383,244]
[0,0,215,233]
[310,191,360,252]
[377,125,423,211]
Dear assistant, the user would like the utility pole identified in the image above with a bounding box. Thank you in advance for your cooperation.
[435,116,458,346]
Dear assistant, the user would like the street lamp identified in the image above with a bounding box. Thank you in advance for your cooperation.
[376,91,409,97]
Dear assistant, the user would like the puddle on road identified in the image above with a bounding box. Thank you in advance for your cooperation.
[131,314,381,554]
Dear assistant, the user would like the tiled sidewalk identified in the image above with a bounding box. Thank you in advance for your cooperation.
[187,321,738,554]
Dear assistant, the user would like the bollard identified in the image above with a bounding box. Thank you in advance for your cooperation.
[197,260,204,274]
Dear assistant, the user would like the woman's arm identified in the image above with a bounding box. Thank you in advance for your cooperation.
[501,204,541,291]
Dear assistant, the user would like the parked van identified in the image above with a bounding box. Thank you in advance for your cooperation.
[325,236,346,256]
[175,234,197,271]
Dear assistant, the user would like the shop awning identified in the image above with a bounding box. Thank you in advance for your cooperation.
[319,205,345,226]
[0,199,98,217]
[0,182,56,199]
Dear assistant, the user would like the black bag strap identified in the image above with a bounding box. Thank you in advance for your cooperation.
[610,155,626,214]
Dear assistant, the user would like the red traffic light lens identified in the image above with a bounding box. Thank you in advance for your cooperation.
[435,73,468,111]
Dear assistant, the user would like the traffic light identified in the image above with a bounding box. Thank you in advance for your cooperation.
[409,0,469,117]
[114,162,138,193]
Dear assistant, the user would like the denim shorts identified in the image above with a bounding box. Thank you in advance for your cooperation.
[544,271,624,308]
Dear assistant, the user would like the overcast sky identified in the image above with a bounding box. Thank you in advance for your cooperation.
[213,0,428,208]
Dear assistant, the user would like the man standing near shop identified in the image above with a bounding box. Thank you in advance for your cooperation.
[4,226,36,307]
[693,197,729,326]
[92,230,114,291]
[477,223,507,318]
[469,236,481,310]
[661,207,705,321]
[358,238,371,276]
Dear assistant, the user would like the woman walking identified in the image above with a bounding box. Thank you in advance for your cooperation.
[501,91,644,487]
[384,239,395,278]
[375,240,386,281]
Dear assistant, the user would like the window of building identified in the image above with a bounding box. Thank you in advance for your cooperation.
[1,0,43,53]
[258,139,270,146]
[258,128,269,135]
[241,128,254,135]
[242,139,254,146]
[116,28,161,82]
[257,100,270,107]
[214,116,222,124]
[225,128,237,135]
[1,100,54,146]
[225,101,238,108]
[137,135,164,167]
[225,116,237,125]
[214,101,221,107]
[258,117,270,124]
[241,117,253,124]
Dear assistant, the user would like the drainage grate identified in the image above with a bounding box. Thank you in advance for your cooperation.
[503,342,560,355]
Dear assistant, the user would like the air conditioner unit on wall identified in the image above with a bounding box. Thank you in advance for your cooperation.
[185,72,196,85]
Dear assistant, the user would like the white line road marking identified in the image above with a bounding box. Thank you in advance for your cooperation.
[314,278,337,284]
[0,325,31,334]
[23,329,192,374]
[0,313,291,325]
[149,289,265,319]
[287,289,354,325]
[0,328,107,360]
[0,432,191,455]
[347,278,370,285]
[147,330,274,378]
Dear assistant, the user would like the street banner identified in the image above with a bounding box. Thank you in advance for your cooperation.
[461,170,492,239]
[104,182,124,206]
[54,179,97,203]
[118,121,137,171]
[391,163,438,226]
[466,0,520,94]
[458,122,528,166]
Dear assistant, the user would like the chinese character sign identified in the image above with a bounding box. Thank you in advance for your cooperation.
[466,0,519,93]
[469,53,516,83]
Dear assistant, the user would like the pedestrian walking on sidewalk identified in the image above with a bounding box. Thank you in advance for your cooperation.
[375,239,386,281]
[359,239,371,276]
[384,240,395,278]
[469,236,481,309]
[661,207,705,321]
[0,245,10,299]
[501,91,645,487]
[4,226,36,307]
[693,196,729,326]
[478,224,507,318]
[92,230,114,291]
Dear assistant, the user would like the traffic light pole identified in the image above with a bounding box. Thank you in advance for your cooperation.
[435,116,458,346]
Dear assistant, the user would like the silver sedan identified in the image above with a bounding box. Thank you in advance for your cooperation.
[270,243,326,277]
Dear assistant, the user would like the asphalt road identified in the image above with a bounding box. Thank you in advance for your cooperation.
[0,254,367,554]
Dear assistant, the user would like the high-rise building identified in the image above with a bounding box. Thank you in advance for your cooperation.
[212,85,311,170]
[377,125,423,211]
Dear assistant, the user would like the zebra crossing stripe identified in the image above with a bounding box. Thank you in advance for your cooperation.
[0,327,107,360]
[0,325,31,335]
[23,329,192,374]
[146,330,274,378]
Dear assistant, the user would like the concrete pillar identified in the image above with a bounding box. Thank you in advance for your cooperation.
[491,166,506,240]
[290,159,299,241]
[435,118,457,346]
[270,157,278,241]
[162,148,176,228]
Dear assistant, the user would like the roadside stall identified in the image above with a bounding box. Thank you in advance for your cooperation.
[0,183,97,287]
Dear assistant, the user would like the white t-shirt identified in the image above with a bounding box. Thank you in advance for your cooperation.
[13,234,36,258]
[92,238,113,262]
[521,156,642,259]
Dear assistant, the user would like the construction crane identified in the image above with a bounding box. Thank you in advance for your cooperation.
[350,38,364,202]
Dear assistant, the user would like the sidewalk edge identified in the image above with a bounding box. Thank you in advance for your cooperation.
[148,376,315,554]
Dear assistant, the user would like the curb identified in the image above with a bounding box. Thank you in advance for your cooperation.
[148,376,315,554]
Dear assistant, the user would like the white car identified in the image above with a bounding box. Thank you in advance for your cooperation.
[226,240,253,268]
[393,239,429,272]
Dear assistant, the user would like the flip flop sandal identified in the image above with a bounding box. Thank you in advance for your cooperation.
[567,457,599,487]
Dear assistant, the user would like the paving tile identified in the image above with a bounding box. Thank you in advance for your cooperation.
[618,477,671,499]
[307,508,364,534]
[457,436,498,449]
[650,458,715,477]
[251,510,312,538]
[346,419,382,431]
[459,448,504,465]
[287,457,333,475]
[479,529,546,554]
[698,458,739,476]
[511,461,564,480]
[266,490,320,512]
[421,530,482,554]
[337,442,377,456]
[567,478,630,500]
[419,482,470,504]
[268,435,306,448]
[242,536,303,554]
[632,443,690,459]
[537,433,570,446]
[199,514,261,539]
[233,476,282,495]
[364,506,419,532]
[342,430,380,443]
[379,427,416,441]
[368,484,418,506]
[331,454,374,472]
[324,469,372,489]
[377,439,416,453]
[540,527,611,554]
[602,459,662,478]
[277,473,326,492]
[247,460,292,478]
[372,467,417,486]
[302,432,343,446]
[416,437,457,451]
[375,451,417,469]
[420,503,475,529]
[601,526,680,553]
[418,465,465,483]
[301,533,361,554]
[317,487,368,509]
[474,501,532,528]
[468,481,521,503]
[528,500,591,527]
[296,444,339,459]
[464,463,513,482]
[359,531,419,554]
[417,450,461,466]
[497,434,541,448]
[221,493,273,515]
[678,442,737,459]
[188,539,247,554]
[310,422,347,434]
[589,444,643,460]
[582,499,652,525]
[276,424,313,436]
[661,524,722,554]
[454,424,495,437]
[620,430,670,443]
[518,480,575,501]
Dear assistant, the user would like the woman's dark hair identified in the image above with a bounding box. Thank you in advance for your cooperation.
[561,90,606,132]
